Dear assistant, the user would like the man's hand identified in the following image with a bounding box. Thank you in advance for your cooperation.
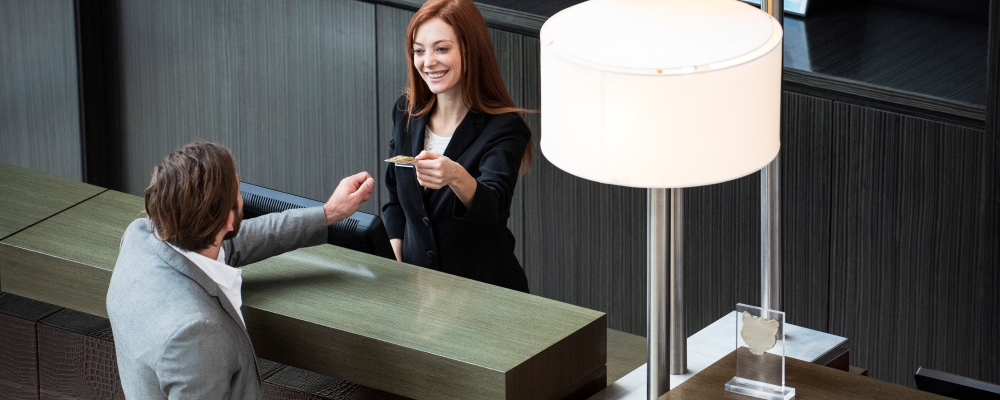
[324,171,375,225]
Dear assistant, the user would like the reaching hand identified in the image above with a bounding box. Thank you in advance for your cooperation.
[414,151,460,190]
[324,171,375,225]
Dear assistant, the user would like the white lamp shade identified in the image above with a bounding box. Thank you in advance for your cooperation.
[540,0,783,188]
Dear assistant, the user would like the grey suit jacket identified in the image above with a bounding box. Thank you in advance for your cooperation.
[107,207,327,399]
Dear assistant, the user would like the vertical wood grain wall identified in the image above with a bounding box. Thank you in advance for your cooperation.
[0,0,81,181]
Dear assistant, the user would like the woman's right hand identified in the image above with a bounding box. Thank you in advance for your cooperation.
[390,238,403,262]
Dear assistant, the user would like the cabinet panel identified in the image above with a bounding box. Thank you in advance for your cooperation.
[781,92,835,332]
[829,103,996,386]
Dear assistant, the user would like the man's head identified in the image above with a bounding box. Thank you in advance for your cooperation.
[145,141,243,252]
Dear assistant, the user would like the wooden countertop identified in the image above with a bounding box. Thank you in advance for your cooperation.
[0,185,607,399]
[659,350,948,400]
[0,163,104,241]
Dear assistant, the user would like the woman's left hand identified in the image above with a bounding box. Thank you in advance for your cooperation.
[413,151,461,189]
[414,150,477,208]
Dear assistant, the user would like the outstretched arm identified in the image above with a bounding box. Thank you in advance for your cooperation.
[224,172,375,267]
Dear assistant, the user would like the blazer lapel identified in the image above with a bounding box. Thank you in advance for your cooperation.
[407,114,429,157]
[442,111,486,162]
[150,234,251,338]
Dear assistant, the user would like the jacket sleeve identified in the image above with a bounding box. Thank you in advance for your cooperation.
[157,319,240,399]
[223,206,328,268]
[452,114,530,225]
[382,98,406,240]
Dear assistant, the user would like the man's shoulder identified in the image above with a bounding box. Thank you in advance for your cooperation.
[108,268,231,348]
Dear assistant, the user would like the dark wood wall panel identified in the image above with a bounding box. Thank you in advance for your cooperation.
[522,148,647,334]
[682,174,760,335]
[780,92,834,332]
[117,0,379,214]
[520,37,543,294]
[235,0,379,214]
[0,0,82,181]
[375,5,413,221]
[489,28,526,264]
[828,103,997,386]
[978,0,1000,387]
[117,0,244,194]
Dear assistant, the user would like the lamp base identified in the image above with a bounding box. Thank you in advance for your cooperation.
[725,377,795,400]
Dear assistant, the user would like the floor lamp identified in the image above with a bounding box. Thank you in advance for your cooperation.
[539,0,784,397]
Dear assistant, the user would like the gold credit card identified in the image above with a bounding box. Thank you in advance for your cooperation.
[384,155,416,164]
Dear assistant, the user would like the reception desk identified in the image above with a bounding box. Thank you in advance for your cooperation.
[0,163,104,241]
[0,164,607,399]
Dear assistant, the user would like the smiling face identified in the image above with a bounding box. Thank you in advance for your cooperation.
[413,17,463,98]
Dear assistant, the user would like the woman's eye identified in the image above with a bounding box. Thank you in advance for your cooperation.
[413,49,424,55]
[436,47,448,53]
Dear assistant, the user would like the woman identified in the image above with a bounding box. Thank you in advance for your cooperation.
[382,0,532,292]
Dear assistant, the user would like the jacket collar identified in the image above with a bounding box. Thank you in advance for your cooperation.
[407,109,488,160]
[407,113,429,157]
[144,223,250,337]
[443,111,487,162]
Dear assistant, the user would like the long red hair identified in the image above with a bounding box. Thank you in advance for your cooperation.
[405,0,533,173]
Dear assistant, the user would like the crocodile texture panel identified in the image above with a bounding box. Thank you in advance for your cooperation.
[38,308,124,399]
[263,365,409,400]
[0,292,63,322]
[258,357,287,380]
[0,313,40,399]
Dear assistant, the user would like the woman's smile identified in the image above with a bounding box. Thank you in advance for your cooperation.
[425,70,448,80]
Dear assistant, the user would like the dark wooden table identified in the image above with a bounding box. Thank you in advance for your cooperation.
[659,350,948,399]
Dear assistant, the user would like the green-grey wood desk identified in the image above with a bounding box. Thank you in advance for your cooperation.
[0,162,105,288]
[0,188,607,399]
[0,163,105,241]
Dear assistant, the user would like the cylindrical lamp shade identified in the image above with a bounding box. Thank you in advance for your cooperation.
[540,0,783,188]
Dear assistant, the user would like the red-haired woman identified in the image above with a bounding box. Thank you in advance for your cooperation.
[382,0,532,292]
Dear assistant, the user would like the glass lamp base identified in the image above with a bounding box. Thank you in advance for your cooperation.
[725,377,796,400]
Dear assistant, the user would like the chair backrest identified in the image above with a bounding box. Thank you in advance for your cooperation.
[914,367,1000,399]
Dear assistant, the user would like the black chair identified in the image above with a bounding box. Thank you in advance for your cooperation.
[914,367,1000,399]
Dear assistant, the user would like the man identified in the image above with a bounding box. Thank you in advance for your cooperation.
[106,141,375,399]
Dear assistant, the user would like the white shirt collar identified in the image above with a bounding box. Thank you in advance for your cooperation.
[163,238,245,324]
[166,242,241,291]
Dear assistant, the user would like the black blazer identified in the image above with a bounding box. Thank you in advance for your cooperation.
[382,96,530,292]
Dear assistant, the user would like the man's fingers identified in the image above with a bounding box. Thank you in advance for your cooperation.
[350,178,375,198]
[349,171,373,187]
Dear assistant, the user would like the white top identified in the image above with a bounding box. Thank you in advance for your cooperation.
[424,127,452,155]
[166,240,244,324]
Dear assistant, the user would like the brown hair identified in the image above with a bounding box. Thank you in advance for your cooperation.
[144,141,240,252]
[405,0,533,173]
